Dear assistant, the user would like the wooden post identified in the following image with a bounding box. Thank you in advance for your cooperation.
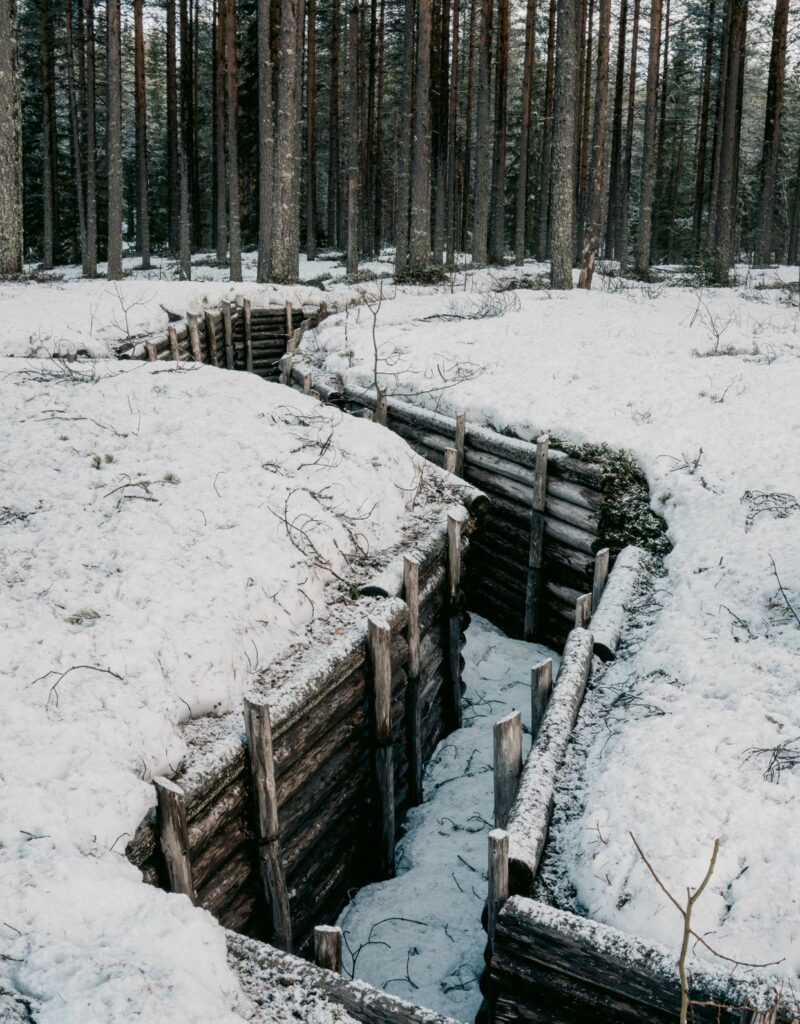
[242,298,253,373]
[303,372,313,395]
[447,513,463,730]
[367,616,395,878]
[362,408,374,422]
[221,300,234,370]
[314,925,343,974]
[592,547,611,612]
[285,300,293,337]
[524,436,549,641]
[145,341,158,361]
[204,309,219,365]
[455,412,466,476]
[575,592,592,628]
[375,391,388,426]
[187,312,202,361]
[404,555,423,806]
[530,658,553,746]
[493,711,522,828]
[444,446,459,474]
[168,324,180,361]
[243,698,293,951]
[154,777,195,900]
[280,354,293,387]
[487,828,509,947]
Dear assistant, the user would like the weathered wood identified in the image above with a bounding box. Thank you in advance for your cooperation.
[368,615,395,878]
[455,412,466,476]
[222,300,235,370]
[204,309,220,365]
[575,592,592,628]
[524,435,550,640]
[187,312,203,361]
[591,545,647,661]
[168,324,180,361]
[280,354,293,386]
[303,372,313,395]
[404,556,423,805]
[242,298,253,373]
[487,828,509,948]
[285,301,293,337]
[243,698,292,951]
[530,658,553,745]
[493,712,522,828]
[447,513,463,730]
[363,407,374,421]
[376,391,388,426]
[154,777,195,899]
[145,340,158,361]
[444,446,459,474]
[314,925,343,974]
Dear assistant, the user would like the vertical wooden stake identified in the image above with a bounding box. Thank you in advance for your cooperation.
[243,297,253,373]
[285,300,293,337]
[376,391,388,426]
[145,341,158,361]
[154,777,195,901]
[447,513,463,730]
[168,324,180,361]
[221,300,234,370]
[487,829,509,948]
[303,372,313,395]
[592,547,611,613]
[444,446,459,475]
[530,658,553,746]
[243,698,293,952]
[368,616,396,878]
[493,711,522,828]
[455,412,466,476]
[404,555,423,806]
[575,592,592,628]
[204,309,219,366]
[280,353,293,387]
[524,435,549,641]
[314,925,343,974]
[187,312,202,361]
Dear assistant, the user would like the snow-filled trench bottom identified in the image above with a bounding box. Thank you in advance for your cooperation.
[336,614,560,1022]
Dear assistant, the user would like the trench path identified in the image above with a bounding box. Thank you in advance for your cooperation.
[336,615,559,1022]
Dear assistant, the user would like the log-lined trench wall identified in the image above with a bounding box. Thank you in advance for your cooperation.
[127,505,481,963]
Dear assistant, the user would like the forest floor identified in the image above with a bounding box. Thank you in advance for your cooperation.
[304,259,800,991]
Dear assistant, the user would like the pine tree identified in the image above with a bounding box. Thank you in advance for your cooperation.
[0,0,23,275]
[107,0,123,280]
[549,0,581,288]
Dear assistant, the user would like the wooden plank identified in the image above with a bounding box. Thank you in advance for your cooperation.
[314,925,343,974]
[280,354,293,387]
[187,313,203,361]
[493,711,522,828]
[404,556,423,806]
[447,513,463,730]
[487,828,509,948]
[444,446,459,474]
[168,324,180,361]
[222,300,235,370]
[592,547,610,611]
[524,436,549,641]
[145,340,158,361]
[530,658,553,746]
[368,615,395,878]
[285,301,293,337]
[204,309,220,365]
[455,412,466,476]
[243,698,292,951]
[242,298,253,373]
[575,592,592,628]
[154,777,195,900]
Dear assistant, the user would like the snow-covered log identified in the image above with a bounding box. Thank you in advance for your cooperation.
[590,544,648,661]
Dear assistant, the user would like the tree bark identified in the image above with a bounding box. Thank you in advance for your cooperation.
[514,0,537,266]
[460,0,477,255]
[577,0,610,288]
[535,0,556,260]
[374,0,386,248]
[346,2,359,274]
[653,0,669,261]
[106,0,123,280]
[272,0,302,280]
[41,0,56,269]
[605,0,627,259]
[306,0,317,260]
[216,0,229,265]
[83,0,97,275]
[548,0,581,288]
[634,0,662,276]
[444,0,460,264]
[394,0,415,270]
[618,0,639,272]
[134,0,150,268]
[178,0,192,278]
[753,0,788,266]
[471,0,492,264]
[328,0,340,249]
[66,0,87,268]
[0,0,23,275]
[691,0,715,255]
[225,0,242,281]
[167,0,179,255]
[409,0,432,273]
[488,0,508,264]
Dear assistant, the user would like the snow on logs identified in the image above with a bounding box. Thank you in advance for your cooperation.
[590,544,648,661]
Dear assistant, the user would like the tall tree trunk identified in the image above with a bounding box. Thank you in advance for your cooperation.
[788,140,800,264]
[653,0,669,260]
[0,0,23,275]
[409,0,432,273]
[394,0,415,270]
[134,0,150,268]
[225,0,242,280]
[576,0,593,245]
[708,0,732,249]
[306,0,317,260]
[634,0,662,276]
[548,0,581,288]
[346,1,359,274]
[514,0,537,266]
[106,0,123,280]
[66,0,87,268]
[713,0,747,277]
[432,0,450,264]
[216,0,229,264]
[471,0,492,264]
[618,0,639,271]
[692,0,715,255]
[753,0,788,266]
[328,0,340,248]
[460,0,477,256]
[536,0,556,260]
[374,0,386,249]
[272,0,302,280]
[488,0,508,263]
[178,0,192,278]
[167,0,179,255]
[605,0,627,259]
[445,0,461,263]
[41,0,56,268]
[84,0,97,275]
[577,0,610,288]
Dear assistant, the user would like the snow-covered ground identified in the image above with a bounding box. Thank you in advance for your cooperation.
[304,264,800,984]
[337,615,558,1022]
[0,355,453,1022]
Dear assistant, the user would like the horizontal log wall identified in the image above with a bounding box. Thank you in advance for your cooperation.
[127,514,473,958]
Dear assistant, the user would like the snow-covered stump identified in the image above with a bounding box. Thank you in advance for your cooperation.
[589,544,648,661]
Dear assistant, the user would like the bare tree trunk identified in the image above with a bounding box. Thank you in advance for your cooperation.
[618,0,639,272]
[0,0,23,275]
[327,0,340,248]
[605,0,627,259]
[444,0,460,263]
[216,0,229,265]
[707,0,732,250]
[84,0,97,275]
[713,0,747,277]
[576,0,593,246]
[374,0,386,249]
[691,0,715,255]
[488,0,508,263]
[754,0,788,266]
[536,0,556,260]
[66,0,87,268]
[41,0,56,269]
[514,0,536,266]
[409,0,432,273]
[225,0,242,280]
[134,0,150,268]
[167,0,179,255]
[272,0,302,279]
[471,0,492,264]
[394,0,415,270]
[178,0,192,278]
[548,0,581,288]
[460,0,477,254]
[634,0,662,276]
[653,0,669,260]
[346,1,359,274]
[306,0,317,260]
[106,0,123,280]
[577,0,610,288]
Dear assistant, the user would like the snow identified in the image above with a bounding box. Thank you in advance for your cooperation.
[304,262,800,983]
[0,355,451,1022]
[336,615,558,1022]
